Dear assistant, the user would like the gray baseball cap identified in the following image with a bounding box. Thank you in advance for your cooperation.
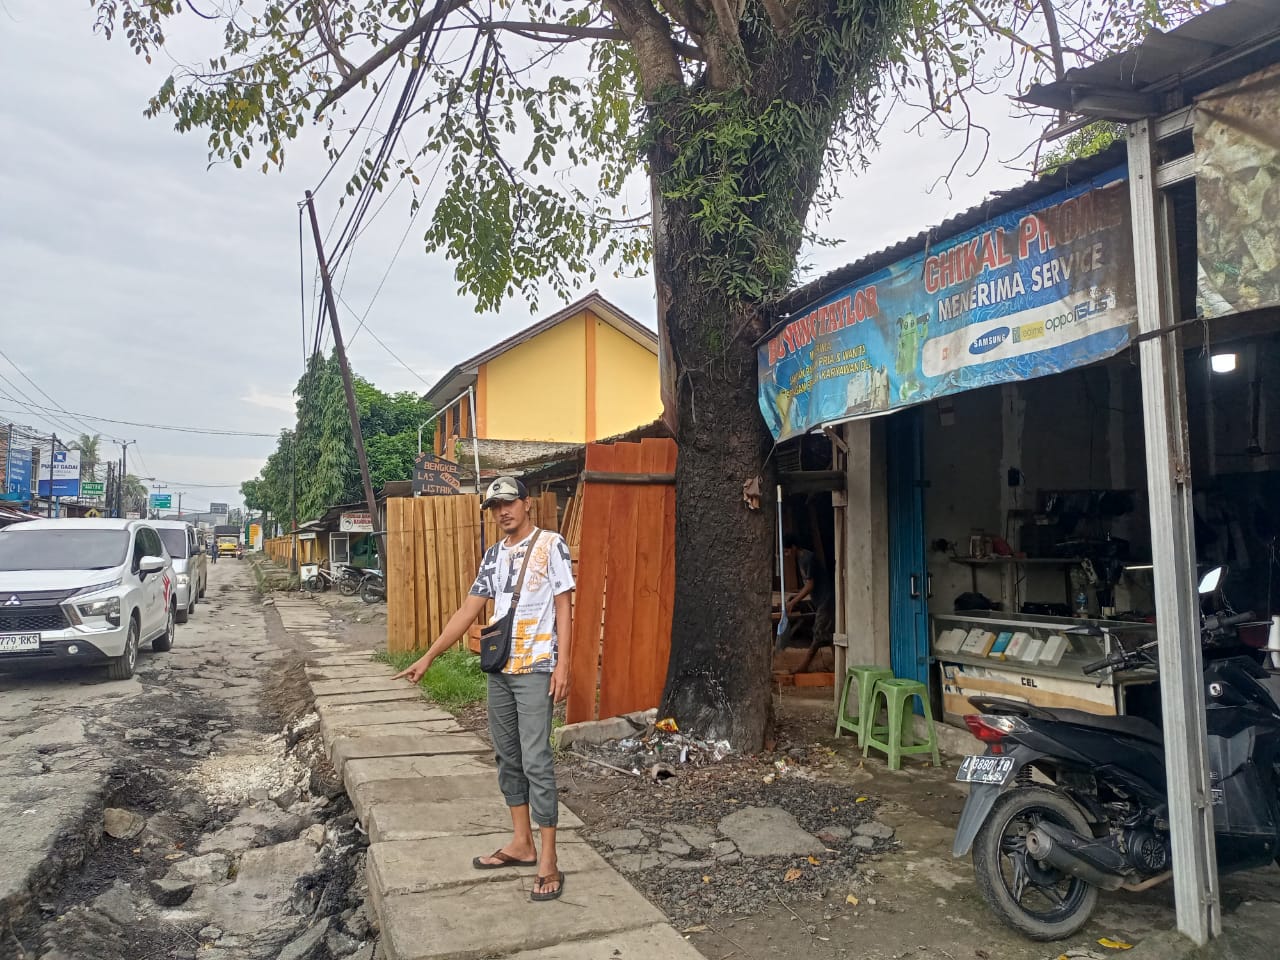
[481,476,529,509]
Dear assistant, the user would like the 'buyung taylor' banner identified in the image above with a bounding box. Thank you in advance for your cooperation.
[758,170,1137,441]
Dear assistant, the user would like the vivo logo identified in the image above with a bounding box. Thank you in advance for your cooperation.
[969,326,1010,355]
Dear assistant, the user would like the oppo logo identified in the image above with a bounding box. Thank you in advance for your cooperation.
[969,326,1010,355]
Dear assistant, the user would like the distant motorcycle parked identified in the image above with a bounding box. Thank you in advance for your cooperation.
[359,569,386,604]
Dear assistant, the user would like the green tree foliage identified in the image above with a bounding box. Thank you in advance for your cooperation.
[93,0,1206,748]
[71,433,102,481]
[1039,121,1125,175]
[122,474,148,516]
[241,353,432,526]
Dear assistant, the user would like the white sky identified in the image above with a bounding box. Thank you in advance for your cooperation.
[0,1,1045,509]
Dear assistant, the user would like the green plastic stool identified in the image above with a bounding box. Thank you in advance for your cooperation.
[835,665,895,744]
[862,678,941,770]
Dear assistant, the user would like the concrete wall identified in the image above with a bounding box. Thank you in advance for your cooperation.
[592,318,661,440]
[476,309,659,444]
[481,312,588,442]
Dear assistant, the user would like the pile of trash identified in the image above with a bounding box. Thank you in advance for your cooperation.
[570,716,733,783]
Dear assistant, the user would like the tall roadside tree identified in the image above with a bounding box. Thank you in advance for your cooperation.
[94,0,1205,749]
[71,433,103,483]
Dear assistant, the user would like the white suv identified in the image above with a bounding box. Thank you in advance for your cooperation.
[0,518,176,680]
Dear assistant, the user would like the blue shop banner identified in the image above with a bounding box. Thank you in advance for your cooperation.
[3,446,32,502]
[758,169,1137,441]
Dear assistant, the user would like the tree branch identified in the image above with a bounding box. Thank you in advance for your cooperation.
[469,20,705,60]
[316,0,474,112]
[311,0,355,77]
[758,0,797,34]
[602,0,685,95]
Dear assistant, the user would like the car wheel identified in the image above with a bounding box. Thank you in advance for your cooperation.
[199,578,207,599]
[176,597,190,624]
[107,618,140,681]
[189,594,197,618]
[152,604,175,653]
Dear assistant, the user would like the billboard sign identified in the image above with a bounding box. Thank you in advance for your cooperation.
[209,502,230,515]
[81,481,105,497]
[757,169,1137,441]
[412,453,463,496]
[3,446,32,502]
[37,449,81,498]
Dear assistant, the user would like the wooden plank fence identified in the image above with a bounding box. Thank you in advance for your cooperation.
[385,492,559,654]
[264,536,291,566]
[566,438,677,724]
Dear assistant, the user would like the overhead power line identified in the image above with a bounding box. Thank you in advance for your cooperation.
[0,347,122,442]
[337,296,433,388]
[0,399,278,437]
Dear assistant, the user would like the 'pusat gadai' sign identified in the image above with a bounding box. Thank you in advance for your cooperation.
[758,170,1137,441]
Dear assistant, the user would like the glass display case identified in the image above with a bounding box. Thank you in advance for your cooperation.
[931,611,1158,721]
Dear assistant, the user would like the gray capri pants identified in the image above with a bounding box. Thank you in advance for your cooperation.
[487,671,558,827]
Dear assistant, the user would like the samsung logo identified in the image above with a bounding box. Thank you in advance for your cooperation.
[969,326,1010,355]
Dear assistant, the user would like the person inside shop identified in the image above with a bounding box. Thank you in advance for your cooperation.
[778,533,834,673]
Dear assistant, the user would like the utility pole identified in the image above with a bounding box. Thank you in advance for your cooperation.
[117,440,135,518]
[304,190,385,562]
[177,491,183,518]
[47,434,56,518]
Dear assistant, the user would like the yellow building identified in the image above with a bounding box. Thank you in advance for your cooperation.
[425,292,661,462]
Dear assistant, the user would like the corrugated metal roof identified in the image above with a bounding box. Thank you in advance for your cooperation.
[771,142,1128,329]
[1019,0,1280,119]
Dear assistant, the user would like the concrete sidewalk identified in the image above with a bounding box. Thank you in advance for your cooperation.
[304,653,702,960]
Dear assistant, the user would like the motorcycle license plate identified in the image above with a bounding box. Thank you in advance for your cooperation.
[955,755,1015,785]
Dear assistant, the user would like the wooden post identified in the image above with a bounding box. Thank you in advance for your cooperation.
[304,190,385,564]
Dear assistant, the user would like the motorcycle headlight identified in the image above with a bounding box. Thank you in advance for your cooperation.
[76,596,121,626]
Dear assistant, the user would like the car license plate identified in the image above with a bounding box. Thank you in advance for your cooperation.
[955,754,1015,785]
[0,632,40,653]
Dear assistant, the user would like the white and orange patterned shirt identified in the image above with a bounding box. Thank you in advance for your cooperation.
[470,528,574,674]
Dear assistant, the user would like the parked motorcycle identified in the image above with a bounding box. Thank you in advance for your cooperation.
[337,565,362,597]
[952,567,1280,940]
[359,569,386,604]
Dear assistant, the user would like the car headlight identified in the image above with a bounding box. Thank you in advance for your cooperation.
[176,574,190,586]
[75,596,121,626]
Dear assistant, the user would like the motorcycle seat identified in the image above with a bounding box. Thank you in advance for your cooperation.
[1050,708,1163,743]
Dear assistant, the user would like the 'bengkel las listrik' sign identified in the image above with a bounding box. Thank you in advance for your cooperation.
[413,453,463,496]
[758,169,1138,441]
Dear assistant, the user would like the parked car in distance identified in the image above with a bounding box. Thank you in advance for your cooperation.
[151,519,207,623]
[0,518,176,680]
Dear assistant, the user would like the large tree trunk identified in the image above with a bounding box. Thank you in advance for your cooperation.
[658,297,777,750]
[646,0,910,751]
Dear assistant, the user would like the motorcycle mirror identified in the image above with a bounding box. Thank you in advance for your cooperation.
[1198,566,1224,594]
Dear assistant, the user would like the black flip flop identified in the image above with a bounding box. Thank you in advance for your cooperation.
[530,870,565,901]
[472,849,538,870]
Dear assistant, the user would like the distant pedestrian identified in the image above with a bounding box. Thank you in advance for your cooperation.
[393,476,574,901]
[208,539,217,564]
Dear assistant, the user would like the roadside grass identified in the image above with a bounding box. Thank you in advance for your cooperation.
[377,647,486,712]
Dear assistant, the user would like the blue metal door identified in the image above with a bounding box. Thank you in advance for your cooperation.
[886,409,929,686]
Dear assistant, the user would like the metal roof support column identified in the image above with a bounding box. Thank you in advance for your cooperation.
[1127,117,1220,945]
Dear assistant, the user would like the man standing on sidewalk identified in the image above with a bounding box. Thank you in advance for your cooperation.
[392,476,575,901]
